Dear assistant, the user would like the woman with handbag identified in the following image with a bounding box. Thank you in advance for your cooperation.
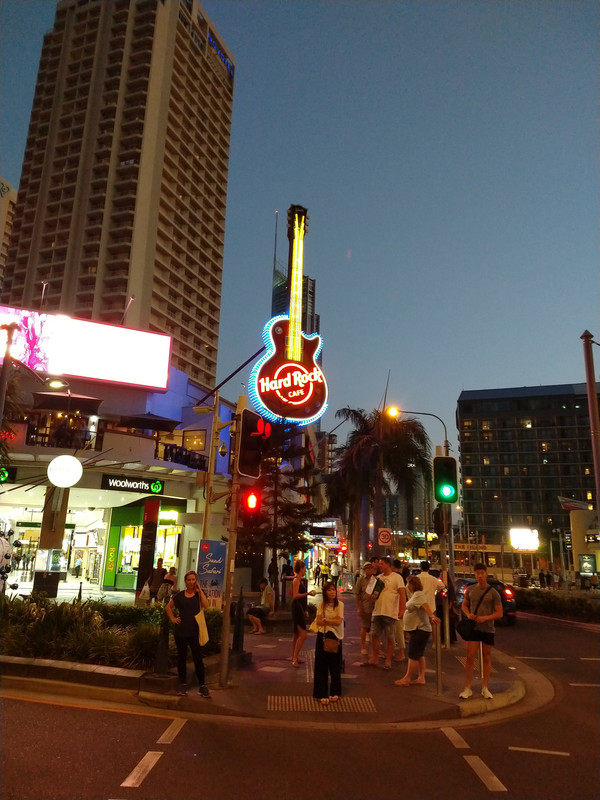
[166,570,211,698]
[312,580,344,706]
[394,575,439,687]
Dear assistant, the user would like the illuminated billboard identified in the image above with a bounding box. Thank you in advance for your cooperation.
[509,527,539,552]
[0,305,171,390]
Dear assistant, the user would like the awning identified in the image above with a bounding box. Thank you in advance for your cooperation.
[118,412,180,432]
[32,392,102,415]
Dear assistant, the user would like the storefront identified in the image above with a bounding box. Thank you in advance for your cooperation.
[103,500,186,591]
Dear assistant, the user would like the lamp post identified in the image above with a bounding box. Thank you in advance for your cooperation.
[194,390,232,540]
[386,406,453,647]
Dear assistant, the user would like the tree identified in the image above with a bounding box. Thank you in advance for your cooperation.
[236,421,326,606]
[0,376,24,466]
[327,407,432,560]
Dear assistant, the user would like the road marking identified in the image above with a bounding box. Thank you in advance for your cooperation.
[580,657,600,661]
[464,755,507,792]
[157,718,186,744]
[569,682,600,687]
[441,727,470,749]
[509,746,570,757]
[120,751,163,788]
[517,656,565,660]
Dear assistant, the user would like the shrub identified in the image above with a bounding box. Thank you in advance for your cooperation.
[513,588,600,623]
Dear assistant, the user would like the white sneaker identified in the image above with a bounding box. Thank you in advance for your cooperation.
[481,687,493,699]
[459,687,473,699]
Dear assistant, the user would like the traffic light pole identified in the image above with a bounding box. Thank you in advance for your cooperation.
[218,396,245,688]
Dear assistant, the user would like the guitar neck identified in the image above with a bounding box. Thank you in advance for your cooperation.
[287,206,308,362]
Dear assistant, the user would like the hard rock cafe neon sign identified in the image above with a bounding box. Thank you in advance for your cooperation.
[249,206,328,426]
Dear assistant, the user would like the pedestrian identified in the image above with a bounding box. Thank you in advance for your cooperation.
[354,561,377,655]
[538,569,546,589]
[320,560,329,585]
[74,555,82,579]
[312,580,344,705]
[365,556,406,670]
[459,562,503,700]
[330,559,340,586]
[146,557,167,603]
[394,575,440,687]
[290,560,315,667]
[165,570,211,698]
[418,561,444,611]
[314,561,321,587]
[247,577,274,634]
[553,571,560,590]
[392,559,406,662]
[267,555,278,589]
[157,567,178,602]
[590,573,598,593]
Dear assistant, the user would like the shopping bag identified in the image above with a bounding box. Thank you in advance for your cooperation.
[139,583,151,602]
[195,609,209,646]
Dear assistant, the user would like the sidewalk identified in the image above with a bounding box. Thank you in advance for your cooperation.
[1,590,554,729]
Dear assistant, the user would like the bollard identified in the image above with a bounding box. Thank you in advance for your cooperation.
[232,587,245,652]
[153,608,171,676]
[434,621,443,695]
[77,581,83,602]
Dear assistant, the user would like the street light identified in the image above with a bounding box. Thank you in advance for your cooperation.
[387,406,450,456]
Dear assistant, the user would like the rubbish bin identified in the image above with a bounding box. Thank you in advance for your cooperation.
[518,574,529,588]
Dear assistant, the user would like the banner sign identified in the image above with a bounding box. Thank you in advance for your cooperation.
[196,540,227,609]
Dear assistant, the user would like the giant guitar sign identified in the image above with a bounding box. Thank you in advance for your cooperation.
[249,205,328,426]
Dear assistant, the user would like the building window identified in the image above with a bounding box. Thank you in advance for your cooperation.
[481,421,491,430]
[520,419,532,429]
[541,442,549,452]
[483,457,490,466]
[183,430,206,451]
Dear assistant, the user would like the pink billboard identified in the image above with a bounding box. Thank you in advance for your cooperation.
[0,305,171,390]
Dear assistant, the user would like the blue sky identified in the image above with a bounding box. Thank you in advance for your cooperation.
[1,0,598,453]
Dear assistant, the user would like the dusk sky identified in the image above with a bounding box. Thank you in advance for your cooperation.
[1,0,598,454]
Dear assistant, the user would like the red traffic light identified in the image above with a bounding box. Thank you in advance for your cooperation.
[241,488,261,515]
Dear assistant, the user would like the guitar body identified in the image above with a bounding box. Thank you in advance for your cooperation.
[250,315,328,423]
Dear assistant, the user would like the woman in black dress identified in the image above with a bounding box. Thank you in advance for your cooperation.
[291,560,315,667]
[166,570,211,697]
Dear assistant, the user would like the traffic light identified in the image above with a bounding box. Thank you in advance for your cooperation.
[339,539,348,553]
[240,487,262,517]
[0,466,16,484]
[433,456,458,503]
[432,504,444,535]
[236,409,271,479]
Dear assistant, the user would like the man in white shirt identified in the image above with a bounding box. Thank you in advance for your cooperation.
[418,561,444,610]
[366,556,406,670]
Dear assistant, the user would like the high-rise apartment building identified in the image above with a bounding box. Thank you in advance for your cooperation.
[2,0,234,387]
[457,383,599,540]
[0,178,18,292]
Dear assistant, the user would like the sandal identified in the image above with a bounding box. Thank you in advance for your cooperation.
[329,695,339,702]
[320,697,330,705]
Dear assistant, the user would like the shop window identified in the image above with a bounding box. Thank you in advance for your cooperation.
[183,429,206,451]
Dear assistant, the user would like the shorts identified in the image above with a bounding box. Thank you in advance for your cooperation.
[407,628,430,660]
[359,612,372,631]
[247,606,267,622]
[466,630,495,646]
[371,615,396,641]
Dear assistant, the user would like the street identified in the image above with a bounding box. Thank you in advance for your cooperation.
[1,612,598,800]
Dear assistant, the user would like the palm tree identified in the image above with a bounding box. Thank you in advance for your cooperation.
[327,407,431,560]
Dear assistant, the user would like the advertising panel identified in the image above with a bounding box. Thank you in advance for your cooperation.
[196,539,226,609]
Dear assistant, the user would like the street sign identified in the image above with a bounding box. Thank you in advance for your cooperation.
[378,528,392,546]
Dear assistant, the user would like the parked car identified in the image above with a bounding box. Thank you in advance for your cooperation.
[455,576,517,625]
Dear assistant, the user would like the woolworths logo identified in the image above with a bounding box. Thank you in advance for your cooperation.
[101,474,164,494]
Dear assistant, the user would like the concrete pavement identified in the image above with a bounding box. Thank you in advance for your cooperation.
[1,589,555,729]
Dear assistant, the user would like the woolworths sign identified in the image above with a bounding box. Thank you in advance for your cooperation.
[101,474,164,495]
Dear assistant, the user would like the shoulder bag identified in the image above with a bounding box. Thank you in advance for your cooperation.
[321,604,340,653]
[456,586,491,641]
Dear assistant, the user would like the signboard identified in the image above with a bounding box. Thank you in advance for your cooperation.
[101,474,164,495]
[248,206,328,426]
[196,540,227,609]
[0,304,171,390]
[378,528,392,546]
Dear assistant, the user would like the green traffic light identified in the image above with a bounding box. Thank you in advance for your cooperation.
[433,456,458,504]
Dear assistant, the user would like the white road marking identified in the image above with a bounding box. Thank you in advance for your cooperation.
[509,746,570,757]
[464,755,507,792]
[569,682,600,687]
[441,727,470,749]
[120,751,163,788]
[517,656,565,660]
[156,718,186,744]
[580,657,600,661]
